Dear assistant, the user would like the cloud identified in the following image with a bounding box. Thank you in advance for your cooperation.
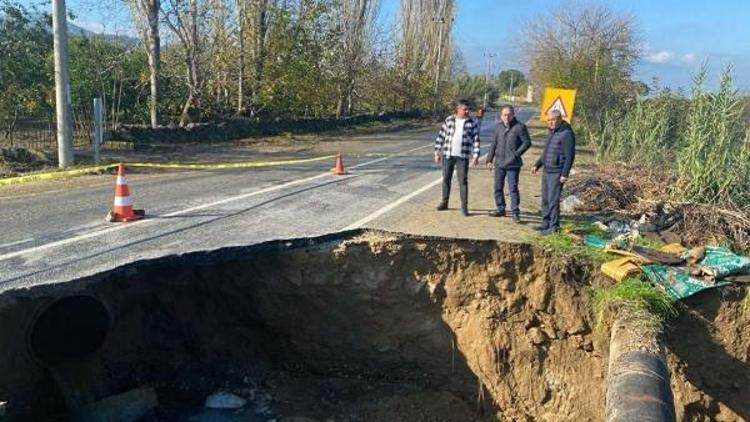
[646,51,674,64]
[681,53,697,64]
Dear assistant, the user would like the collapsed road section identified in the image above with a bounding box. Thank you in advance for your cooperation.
[0,231,746,421]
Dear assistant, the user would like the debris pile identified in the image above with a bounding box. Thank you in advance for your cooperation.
[564,165,750,251]
[565,218,750,300]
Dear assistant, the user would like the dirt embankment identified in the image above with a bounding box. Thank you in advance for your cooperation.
[0,231,746,421]
[667,288,750,422]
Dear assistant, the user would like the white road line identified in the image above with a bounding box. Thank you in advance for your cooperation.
[349,144,433,169]
[344,151,491,230]
[343,177,443,230]
[0,238,35,250]
[0,144,433,262]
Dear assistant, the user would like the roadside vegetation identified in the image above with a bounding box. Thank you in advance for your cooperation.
[453,69,529,108]
[598,65,750,210]
[0,0,460,146]
[524,2,750,253]
[529,221,677,331]
[590,276,676,331]
[530,221,610,267]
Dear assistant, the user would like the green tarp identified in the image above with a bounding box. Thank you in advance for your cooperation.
[583,234,608,249]
[693,246,750,278]
[641,265,730,300]
[580,232,750,300]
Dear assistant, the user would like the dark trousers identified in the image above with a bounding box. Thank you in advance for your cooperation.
[441,156,468,211]
[494,167,520,216]
[541,171,563,230]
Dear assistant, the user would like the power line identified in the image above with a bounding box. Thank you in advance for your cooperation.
[453,26,486,47]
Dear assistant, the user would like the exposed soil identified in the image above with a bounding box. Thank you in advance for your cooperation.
[0,231,746,421]
[667,287,750,422]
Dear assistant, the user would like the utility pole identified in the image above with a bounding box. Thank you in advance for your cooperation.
[433,17,445,113]
[483,52,495,108]
[52,0,74,167]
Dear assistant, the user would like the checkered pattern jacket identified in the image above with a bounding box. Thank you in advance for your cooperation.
[434,115,481,159]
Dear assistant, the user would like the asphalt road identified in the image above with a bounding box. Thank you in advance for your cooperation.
[0,108,535,291]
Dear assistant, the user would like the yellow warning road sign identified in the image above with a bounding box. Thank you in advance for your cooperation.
[540,87,576,122]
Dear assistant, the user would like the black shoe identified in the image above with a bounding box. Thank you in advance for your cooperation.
[462,209,469,216]
[541,227,559,236]
[534,224,549,231]
[436,203,448,211]
[490,210,506,217]
[511,215,521,223]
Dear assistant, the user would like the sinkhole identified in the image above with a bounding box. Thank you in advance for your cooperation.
[0,231,746,421]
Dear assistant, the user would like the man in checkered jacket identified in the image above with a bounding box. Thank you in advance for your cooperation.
[434,98,481,216]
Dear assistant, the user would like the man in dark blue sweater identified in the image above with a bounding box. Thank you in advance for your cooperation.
[531,109,576,234]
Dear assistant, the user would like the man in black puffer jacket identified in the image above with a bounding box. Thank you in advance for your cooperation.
[531,109,576,234]
[486,105,531,222]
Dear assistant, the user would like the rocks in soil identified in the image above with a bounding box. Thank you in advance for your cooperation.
[528,327,547,345]
[205,392,247,409]
[561,195,584,213]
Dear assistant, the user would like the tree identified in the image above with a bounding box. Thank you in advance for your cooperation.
[67,36,149,130]
[0,1,52,141]
[161,0,205,126]
[453,73,492,107]
[128,0,161,128]
[329,0,378,117]
[395,0,455,112]
[523,3,641,135]
[259,1,336,117]
[236,0,271,115]
[205,0,234,114]
[496,69,526,96]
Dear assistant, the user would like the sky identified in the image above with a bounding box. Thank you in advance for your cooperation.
[380,0,750,91]
[21,0,750,91]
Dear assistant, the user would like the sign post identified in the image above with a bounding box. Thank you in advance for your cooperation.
[539,87,577,122]
[93,97,103,165]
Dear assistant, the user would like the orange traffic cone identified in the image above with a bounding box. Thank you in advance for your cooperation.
[106,163,145,222]
[331,152,348,175]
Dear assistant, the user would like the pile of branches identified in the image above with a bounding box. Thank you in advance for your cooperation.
[566,164,750,251]
[566,164,667,211]
[672,204,750,251]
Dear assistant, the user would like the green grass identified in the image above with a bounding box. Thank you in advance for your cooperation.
[633,235,667,250]
[529,219,681,328]
[566,220,608,237]
[531,230,612,266]
[590,277,677,330]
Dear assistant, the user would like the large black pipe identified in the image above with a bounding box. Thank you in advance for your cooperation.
[25,295,111,414]
[27,295,110,366]
[605,317,675,422]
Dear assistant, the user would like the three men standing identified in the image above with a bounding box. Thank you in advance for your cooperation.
[433,100,575,234]
[486,105,531,223]
[434,98,481,216]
